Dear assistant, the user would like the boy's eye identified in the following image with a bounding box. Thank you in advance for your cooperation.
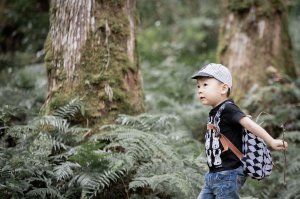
[204,83,208,86]
[197,85,200,88]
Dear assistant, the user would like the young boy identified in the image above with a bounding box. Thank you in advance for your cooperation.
[191,63,288,199]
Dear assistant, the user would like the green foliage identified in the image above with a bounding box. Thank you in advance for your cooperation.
[0,99,86,199]
[0,63,47,118]
[138,0,220,106]
[240,80,300,198]
[0,0,49,53]
[0,0,299,198]
[288,0,300,71]
[86,113,206,199]
[136,1,220,144]
[227,0,286,16]
[53,97,85,120]
[241,80,300,137]
[0,100,207,199]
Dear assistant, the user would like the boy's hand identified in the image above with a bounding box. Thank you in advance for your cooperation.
[270,139,288,151]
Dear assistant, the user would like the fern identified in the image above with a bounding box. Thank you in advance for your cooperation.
[129,159,202,199]
[0,99,87,198]
[100,127,180,162]
[36,116,69,133]
[81,113,205,198]
[284,131,300,143]
[0,102,206,198]
[26,187,65,199]
[241,83,300,137]
[53,97,84,120]
[53,161,81,181]
[116,113,179,134]
[69,168,126,198]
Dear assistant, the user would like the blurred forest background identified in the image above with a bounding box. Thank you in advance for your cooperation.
[0,0,300,198]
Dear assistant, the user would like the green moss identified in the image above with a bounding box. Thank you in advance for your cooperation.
[228,0,286,16]
[227,0,254,13]
[111,23,128,35]
[49,92,72,111]
[96,19,106,29]
[43,0,143,126]
[257,0,285,16]
[95,0,124,7]
[44,43,52,63]
[44,34,53,72]
[113,88,126,100]
[90,73,106,84]
[40,91,72,115]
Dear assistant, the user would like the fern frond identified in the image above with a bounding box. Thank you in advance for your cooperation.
[287,157,300,175]
[279,179,300,199]
[30,132,53,157]
[53,97,84,120]
[0,99,92,198]
[87,113,206,198]
[130,158,202,199]
[130,174,192,198]
[51,136,69,152]
[129,178,149,191]
[67,126,89,135]
[32,116,86,149]
[102,127,179,162]
[54,161,81,181]
[285,131,300,142]
[116,113,179,133]
[2,124,37,148]
[26,187,65,199]
[36,116,69,133]
[73,169,127,198]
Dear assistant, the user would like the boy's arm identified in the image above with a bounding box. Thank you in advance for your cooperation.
[239,116,288,150]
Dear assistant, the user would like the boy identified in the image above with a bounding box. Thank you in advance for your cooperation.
[191,63,288,199]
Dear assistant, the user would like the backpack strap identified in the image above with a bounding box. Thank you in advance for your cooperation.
[220,134,243,160]
[213,101,244,160]
[207,123,244,160]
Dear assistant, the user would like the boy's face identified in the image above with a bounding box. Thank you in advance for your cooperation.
[196,77,229,108]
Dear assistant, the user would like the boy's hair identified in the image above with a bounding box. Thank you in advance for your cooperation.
[227,88,231,97]
[191,63,232,89]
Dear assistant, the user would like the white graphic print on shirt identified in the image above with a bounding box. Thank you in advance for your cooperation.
[205,116,222,167]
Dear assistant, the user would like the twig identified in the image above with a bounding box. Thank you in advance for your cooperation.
[281,123,287,185]
[255,111,271,125]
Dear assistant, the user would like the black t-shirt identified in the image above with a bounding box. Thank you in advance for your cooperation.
[205,99,246,172]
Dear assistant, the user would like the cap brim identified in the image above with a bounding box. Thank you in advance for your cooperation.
[191,72,213,79]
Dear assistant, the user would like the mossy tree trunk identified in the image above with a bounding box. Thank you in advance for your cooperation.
[43,0,144,128]
[218,0,297,101]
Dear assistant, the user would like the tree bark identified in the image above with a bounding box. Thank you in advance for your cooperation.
[218,0,297,101]
[43,0,144,128]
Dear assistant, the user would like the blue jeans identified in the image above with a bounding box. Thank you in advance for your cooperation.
[197,166,246,199]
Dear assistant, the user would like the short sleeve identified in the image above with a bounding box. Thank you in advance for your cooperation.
[224,103,246,124]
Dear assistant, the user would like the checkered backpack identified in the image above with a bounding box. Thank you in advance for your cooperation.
[214,102,273,180]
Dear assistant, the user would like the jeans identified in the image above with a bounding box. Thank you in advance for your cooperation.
[197,166,246,199]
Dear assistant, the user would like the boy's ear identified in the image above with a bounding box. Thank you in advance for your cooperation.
[221,84,229,95]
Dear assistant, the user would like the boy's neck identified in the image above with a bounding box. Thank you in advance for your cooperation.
[212,98,229,108]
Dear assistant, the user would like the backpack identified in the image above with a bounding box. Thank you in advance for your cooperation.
[211,101,273,180]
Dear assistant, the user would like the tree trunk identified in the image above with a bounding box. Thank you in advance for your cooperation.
[218,0,297,101]
[43,0,144,128]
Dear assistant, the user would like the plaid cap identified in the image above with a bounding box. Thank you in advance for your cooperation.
[191,63,232,88]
